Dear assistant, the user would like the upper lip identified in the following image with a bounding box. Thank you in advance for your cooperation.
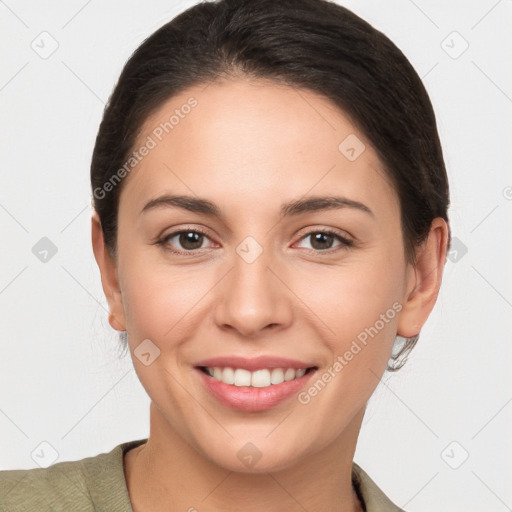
[194,356,317,372]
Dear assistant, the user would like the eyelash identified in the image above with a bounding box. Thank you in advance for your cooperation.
[156,226,354,256]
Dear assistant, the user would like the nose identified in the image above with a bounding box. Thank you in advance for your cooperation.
[213,245,293,338]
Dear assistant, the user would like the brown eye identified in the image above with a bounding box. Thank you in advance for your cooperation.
[309,232,335,250]
[296,230,353,252]
[177,231,205,250]
[159,229,212,253]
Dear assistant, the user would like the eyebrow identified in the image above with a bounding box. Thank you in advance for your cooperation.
[140,194,374,219]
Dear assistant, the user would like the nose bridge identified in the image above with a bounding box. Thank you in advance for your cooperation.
[214,236,292,336]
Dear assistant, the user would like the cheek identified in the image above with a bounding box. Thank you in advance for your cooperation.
[117,220,405,361]
[295,252,403,338]
[293,258,404,423]
[118,250,216,346]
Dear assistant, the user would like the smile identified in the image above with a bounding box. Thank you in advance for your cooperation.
[194,357,318,412]
[199,366,315,387]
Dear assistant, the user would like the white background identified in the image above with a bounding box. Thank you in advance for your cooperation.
[1,1,511,511]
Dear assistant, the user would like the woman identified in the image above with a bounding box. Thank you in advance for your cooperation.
[0,0,450,510]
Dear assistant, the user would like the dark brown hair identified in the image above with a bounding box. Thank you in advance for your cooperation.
[90,0,451,371]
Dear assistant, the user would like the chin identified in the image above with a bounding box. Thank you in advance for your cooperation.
[192,429,318,475]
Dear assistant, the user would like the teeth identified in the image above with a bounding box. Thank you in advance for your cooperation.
[222,367,234,385]
[251,369,271,388]
[234,369,251,387]
[284,368,296,381]
[270,368,284,385]
[204,367,309,387]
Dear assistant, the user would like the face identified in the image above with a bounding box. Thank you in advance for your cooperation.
[98,78,426,472]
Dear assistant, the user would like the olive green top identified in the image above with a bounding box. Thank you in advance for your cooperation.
[0,438,405,511]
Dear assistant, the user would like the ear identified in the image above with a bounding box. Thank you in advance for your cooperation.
[91,211,126,332]
[397,217,449,337]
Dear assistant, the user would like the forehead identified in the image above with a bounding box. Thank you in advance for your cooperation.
[120,78,398,221]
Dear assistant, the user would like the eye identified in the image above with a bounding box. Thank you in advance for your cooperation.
[156,227,353,255]
[295,229,353,252]
[157,228,215,254]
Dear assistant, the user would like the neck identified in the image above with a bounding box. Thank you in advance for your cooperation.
[124,402,366,512]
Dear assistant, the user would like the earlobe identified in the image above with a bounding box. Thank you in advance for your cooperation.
[91,212,126,332]
[397,218,449,338]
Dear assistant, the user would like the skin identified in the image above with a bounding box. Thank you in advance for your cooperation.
[92,78,449,512]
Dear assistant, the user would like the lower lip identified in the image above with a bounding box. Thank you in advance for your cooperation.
[196,368,315,412]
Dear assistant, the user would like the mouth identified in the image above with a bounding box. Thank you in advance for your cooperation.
[193,357,318,412]
[197,366,317,387]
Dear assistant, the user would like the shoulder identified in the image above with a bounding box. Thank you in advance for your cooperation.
[0,458,95,511]
[352,462,407,512]
[0,438,147,512]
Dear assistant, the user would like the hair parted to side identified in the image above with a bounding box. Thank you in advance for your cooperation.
[91,0,450,372]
